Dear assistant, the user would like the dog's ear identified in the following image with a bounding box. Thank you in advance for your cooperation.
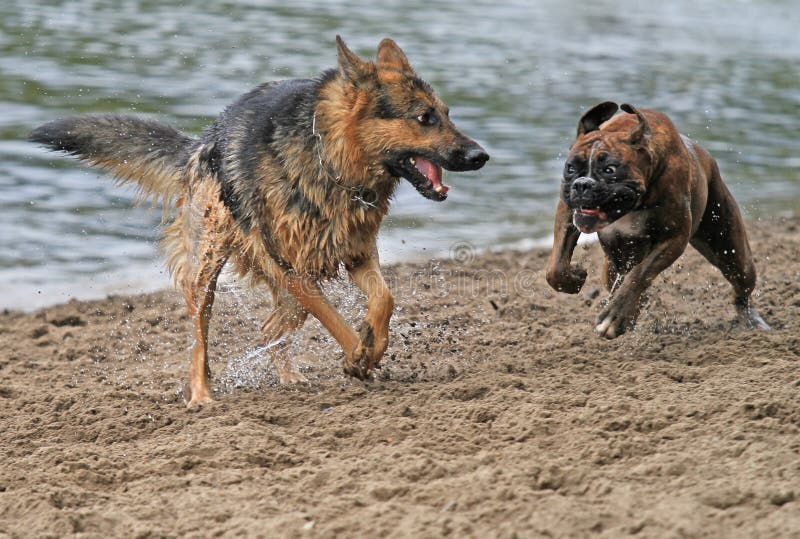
[376,38,414,75]
[336,36,375,86]
[620,103,652,146]
[577,101,618,137]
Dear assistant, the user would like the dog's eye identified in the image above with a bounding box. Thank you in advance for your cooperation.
[416,111,437,127]
[603,165,617,175]
[565,163,576,175]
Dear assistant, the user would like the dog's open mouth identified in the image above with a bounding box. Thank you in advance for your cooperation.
[397,156,449,201]
[573,207,610,233]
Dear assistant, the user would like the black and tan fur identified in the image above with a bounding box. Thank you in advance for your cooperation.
[30,37,489,405]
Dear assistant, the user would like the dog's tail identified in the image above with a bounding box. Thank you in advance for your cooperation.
[29,115,199,205]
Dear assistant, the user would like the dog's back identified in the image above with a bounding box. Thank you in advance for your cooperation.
[201,75,332,233]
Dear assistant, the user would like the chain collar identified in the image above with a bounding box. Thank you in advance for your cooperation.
[312,113,379,209]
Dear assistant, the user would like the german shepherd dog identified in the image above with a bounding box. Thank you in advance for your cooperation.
[31,37,489,406]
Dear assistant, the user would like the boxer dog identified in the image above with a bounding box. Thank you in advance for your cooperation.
[546,101,769,338]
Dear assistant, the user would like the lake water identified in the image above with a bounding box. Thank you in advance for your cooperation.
[2,0,798,310]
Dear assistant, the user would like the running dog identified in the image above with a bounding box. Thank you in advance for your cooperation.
[546,102,768,338]
[31,36,489,405]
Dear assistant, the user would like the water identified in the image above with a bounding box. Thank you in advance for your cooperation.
[2,0,798,310]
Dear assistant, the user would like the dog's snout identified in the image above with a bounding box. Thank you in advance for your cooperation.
[444,142,490,172]
[465,147,490,169]
[571,177,596,196]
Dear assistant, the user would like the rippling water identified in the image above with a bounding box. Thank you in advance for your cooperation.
[2,0,798,310]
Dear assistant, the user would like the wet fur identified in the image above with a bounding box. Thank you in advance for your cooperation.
[31,37,487,405]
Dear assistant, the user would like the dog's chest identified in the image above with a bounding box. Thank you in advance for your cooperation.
[599,211,650,241]
[273,193,388,277]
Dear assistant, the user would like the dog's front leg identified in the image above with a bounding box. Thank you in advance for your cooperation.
[347,250,394,376]
[270,265,363,376]
[595,232,689,339]
[546,199,587,293]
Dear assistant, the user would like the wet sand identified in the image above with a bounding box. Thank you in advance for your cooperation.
[1,217,798,538]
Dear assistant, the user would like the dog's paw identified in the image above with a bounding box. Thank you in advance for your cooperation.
[343,322,377,380]
[184,383,214,409]
[185,391,214,410]
[275,364,309,384]
[546,264,587,294]
[343,352,372,380]
[736,305,771,331]
[343,361,371,380]
[595,295,639,339]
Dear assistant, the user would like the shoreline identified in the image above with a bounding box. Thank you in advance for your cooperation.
[1,216,798,537]
[3,234,557,314]
[3,209,790,313]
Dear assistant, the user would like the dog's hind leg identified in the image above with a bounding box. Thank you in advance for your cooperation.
[186,269,225,404]
[173,181,234,406]
[183,243,229,406]
[690,166,769,329]
[346,248,394,376]
[260,284,310,384]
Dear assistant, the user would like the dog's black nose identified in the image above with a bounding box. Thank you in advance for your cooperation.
[465,147,490,168]
[571,177,596,196]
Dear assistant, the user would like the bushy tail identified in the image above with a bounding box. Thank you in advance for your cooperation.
[29,115,199,205]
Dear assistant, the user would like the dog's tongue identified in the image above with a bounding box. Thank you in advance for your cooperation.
[415,157,448,195]
[579,207,607,219]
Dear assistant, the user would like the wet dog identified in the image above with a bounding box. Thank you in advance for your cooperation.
[31,36,489,405]
[546,101,768,338]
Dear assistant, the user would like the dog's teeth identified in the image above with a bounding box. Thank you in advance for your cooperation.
[409,157,416,165]
[434,185,443,193]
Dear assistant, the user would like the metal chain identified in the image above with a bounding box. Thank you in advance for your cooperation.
[312,113,378,209]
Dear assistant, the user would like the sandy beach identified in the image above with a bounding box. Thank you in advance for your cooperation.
[1,216,798,538]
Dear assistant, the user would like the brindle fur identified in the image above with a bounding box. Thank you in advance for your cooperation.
[547,102,768,338]
[31,37,488,405]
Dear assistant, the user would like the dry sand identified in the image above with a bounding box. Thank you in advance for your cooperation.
[1,217,799,538]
